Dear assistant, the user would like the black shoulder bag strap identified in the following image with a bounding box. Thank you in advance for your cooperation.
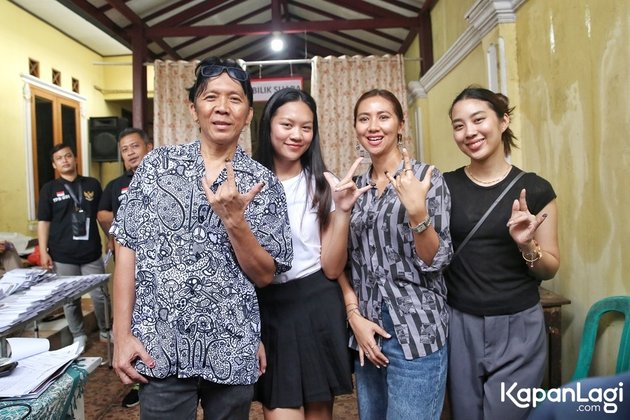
[453,171,526,258]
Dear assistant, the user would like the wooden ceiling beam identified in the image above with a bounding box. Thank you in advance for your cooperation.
[151,0,230,28]
[420,0,439,13]
[399,28,418,54]
[143,0,199,23]
[57,0,130,47]
[303,32,373,56]
[105,0,181,59]
[271,0,282,28]
[333,0,411,19]
[147,16,419,37]
[289,15,395,55]
[175,5,271,61]
[418,10,433,75]
[291,1,404,44]
[386,0,422,13]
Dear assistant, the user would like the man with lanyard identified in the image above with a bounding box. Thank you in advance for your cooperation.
[38,143,111,349]
[98,128,153,254]
[97,127,152,408]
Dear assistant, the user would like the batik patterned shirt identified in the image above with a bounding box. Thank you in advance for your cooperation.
[111,141,293,385]
[349,160,452,359]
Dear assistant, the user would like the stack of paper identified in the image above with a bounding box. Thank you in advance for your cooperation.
[0,274,110,333]
[0,268,54,300]
[0,338,82,399]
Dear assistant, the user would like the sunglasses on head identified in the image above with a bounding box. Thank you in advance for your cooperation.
[200,65,249,82]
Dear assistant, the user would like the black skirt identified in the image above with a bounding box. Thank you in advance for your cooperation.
[255,270,353,408]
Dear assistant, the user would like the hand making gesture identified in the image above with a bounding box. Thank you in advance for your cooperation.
[506,188,548,247]
[384,148,434,218]
[323,157,373,213]
[201,161,264,225]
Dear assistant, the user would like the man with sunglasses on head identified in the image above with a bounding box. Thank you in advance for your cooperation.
[110,57,293,419]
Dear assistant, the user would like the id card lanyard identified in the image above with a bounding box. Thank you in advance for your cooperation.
[63,179,83,211]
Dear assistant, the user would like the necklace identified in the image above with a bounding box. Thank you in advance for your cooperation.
[465,165,512,185]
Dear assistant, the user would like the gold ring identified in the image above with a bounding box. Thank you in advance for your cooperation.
[404,168,412,174]
[370,344,377,349]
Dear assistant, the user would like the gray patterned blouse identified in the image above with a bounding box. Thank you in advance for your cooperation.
[349,159,452,359]
[111,141,292,385]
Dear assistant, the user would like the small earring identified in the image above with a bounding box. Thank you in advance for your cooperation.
[397,134,403,148]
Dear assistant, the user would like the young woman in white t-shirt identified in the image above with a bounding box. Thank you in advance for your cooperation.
[254,88,370,420]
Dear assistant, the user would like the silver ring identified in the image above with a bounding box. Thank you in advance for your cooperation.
[365,351,370,357]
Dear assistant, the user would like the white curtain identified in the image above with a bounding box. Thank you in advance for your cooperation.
[311,55,410,177]
[153,59,251,154]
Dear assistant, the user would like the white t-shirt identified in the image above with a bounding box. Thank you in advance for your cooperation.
[272,171,331,284]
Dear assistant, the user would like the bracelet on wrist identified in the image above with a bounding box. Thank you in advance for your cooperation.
[520,239,543,268]
[346,308,361,321]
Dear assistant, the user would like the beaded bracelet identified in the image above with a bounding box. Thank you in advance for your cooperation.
[521,239,543,268]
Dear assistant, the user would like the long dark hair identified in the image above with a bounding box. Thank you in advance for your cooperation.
[255,88,332,227]
[449,86,518,156]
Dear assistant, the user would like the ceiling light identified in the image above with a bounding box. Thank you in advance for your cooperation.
[270,32,284,52]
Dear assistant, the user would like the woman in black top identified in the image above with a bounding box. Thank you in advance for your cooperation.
[444,87,560,420]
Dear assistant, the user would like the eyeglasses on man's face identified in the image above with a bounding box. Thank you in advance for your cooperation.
[200,65,249,82]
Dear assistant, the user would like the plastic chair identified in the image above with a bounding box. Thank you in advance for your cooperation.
[572,296,630,380]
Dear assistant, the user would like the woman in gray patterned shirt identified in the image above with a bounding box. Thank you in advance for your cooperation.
[330,89,452,420]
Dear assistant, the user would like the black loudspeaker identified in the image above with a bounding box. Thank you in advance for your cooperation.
[89,117,128,161]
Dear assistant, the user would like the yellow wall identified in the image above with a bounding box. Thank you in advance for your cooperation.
[0,1,131,234]
[515,0,629,378]
[403,36,421,160]
[424,46,486,168]
[100,55,154,101]
[412,0,629,380]
[431,0,477,61]
[404,35,421,83]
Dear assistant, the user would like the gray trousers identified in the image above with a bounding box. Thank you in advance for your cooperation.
[448,304,547,420]
[54,259,110,338]
[139,376,254,420]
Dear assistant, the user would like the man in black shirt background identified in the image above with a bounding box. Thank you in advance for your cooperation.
[98,128,153,253]
[37,143,111,349]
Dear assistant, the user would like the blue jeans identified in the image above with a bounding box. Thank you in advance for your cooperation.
[355,307,448,420]
[139,376,254,420]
